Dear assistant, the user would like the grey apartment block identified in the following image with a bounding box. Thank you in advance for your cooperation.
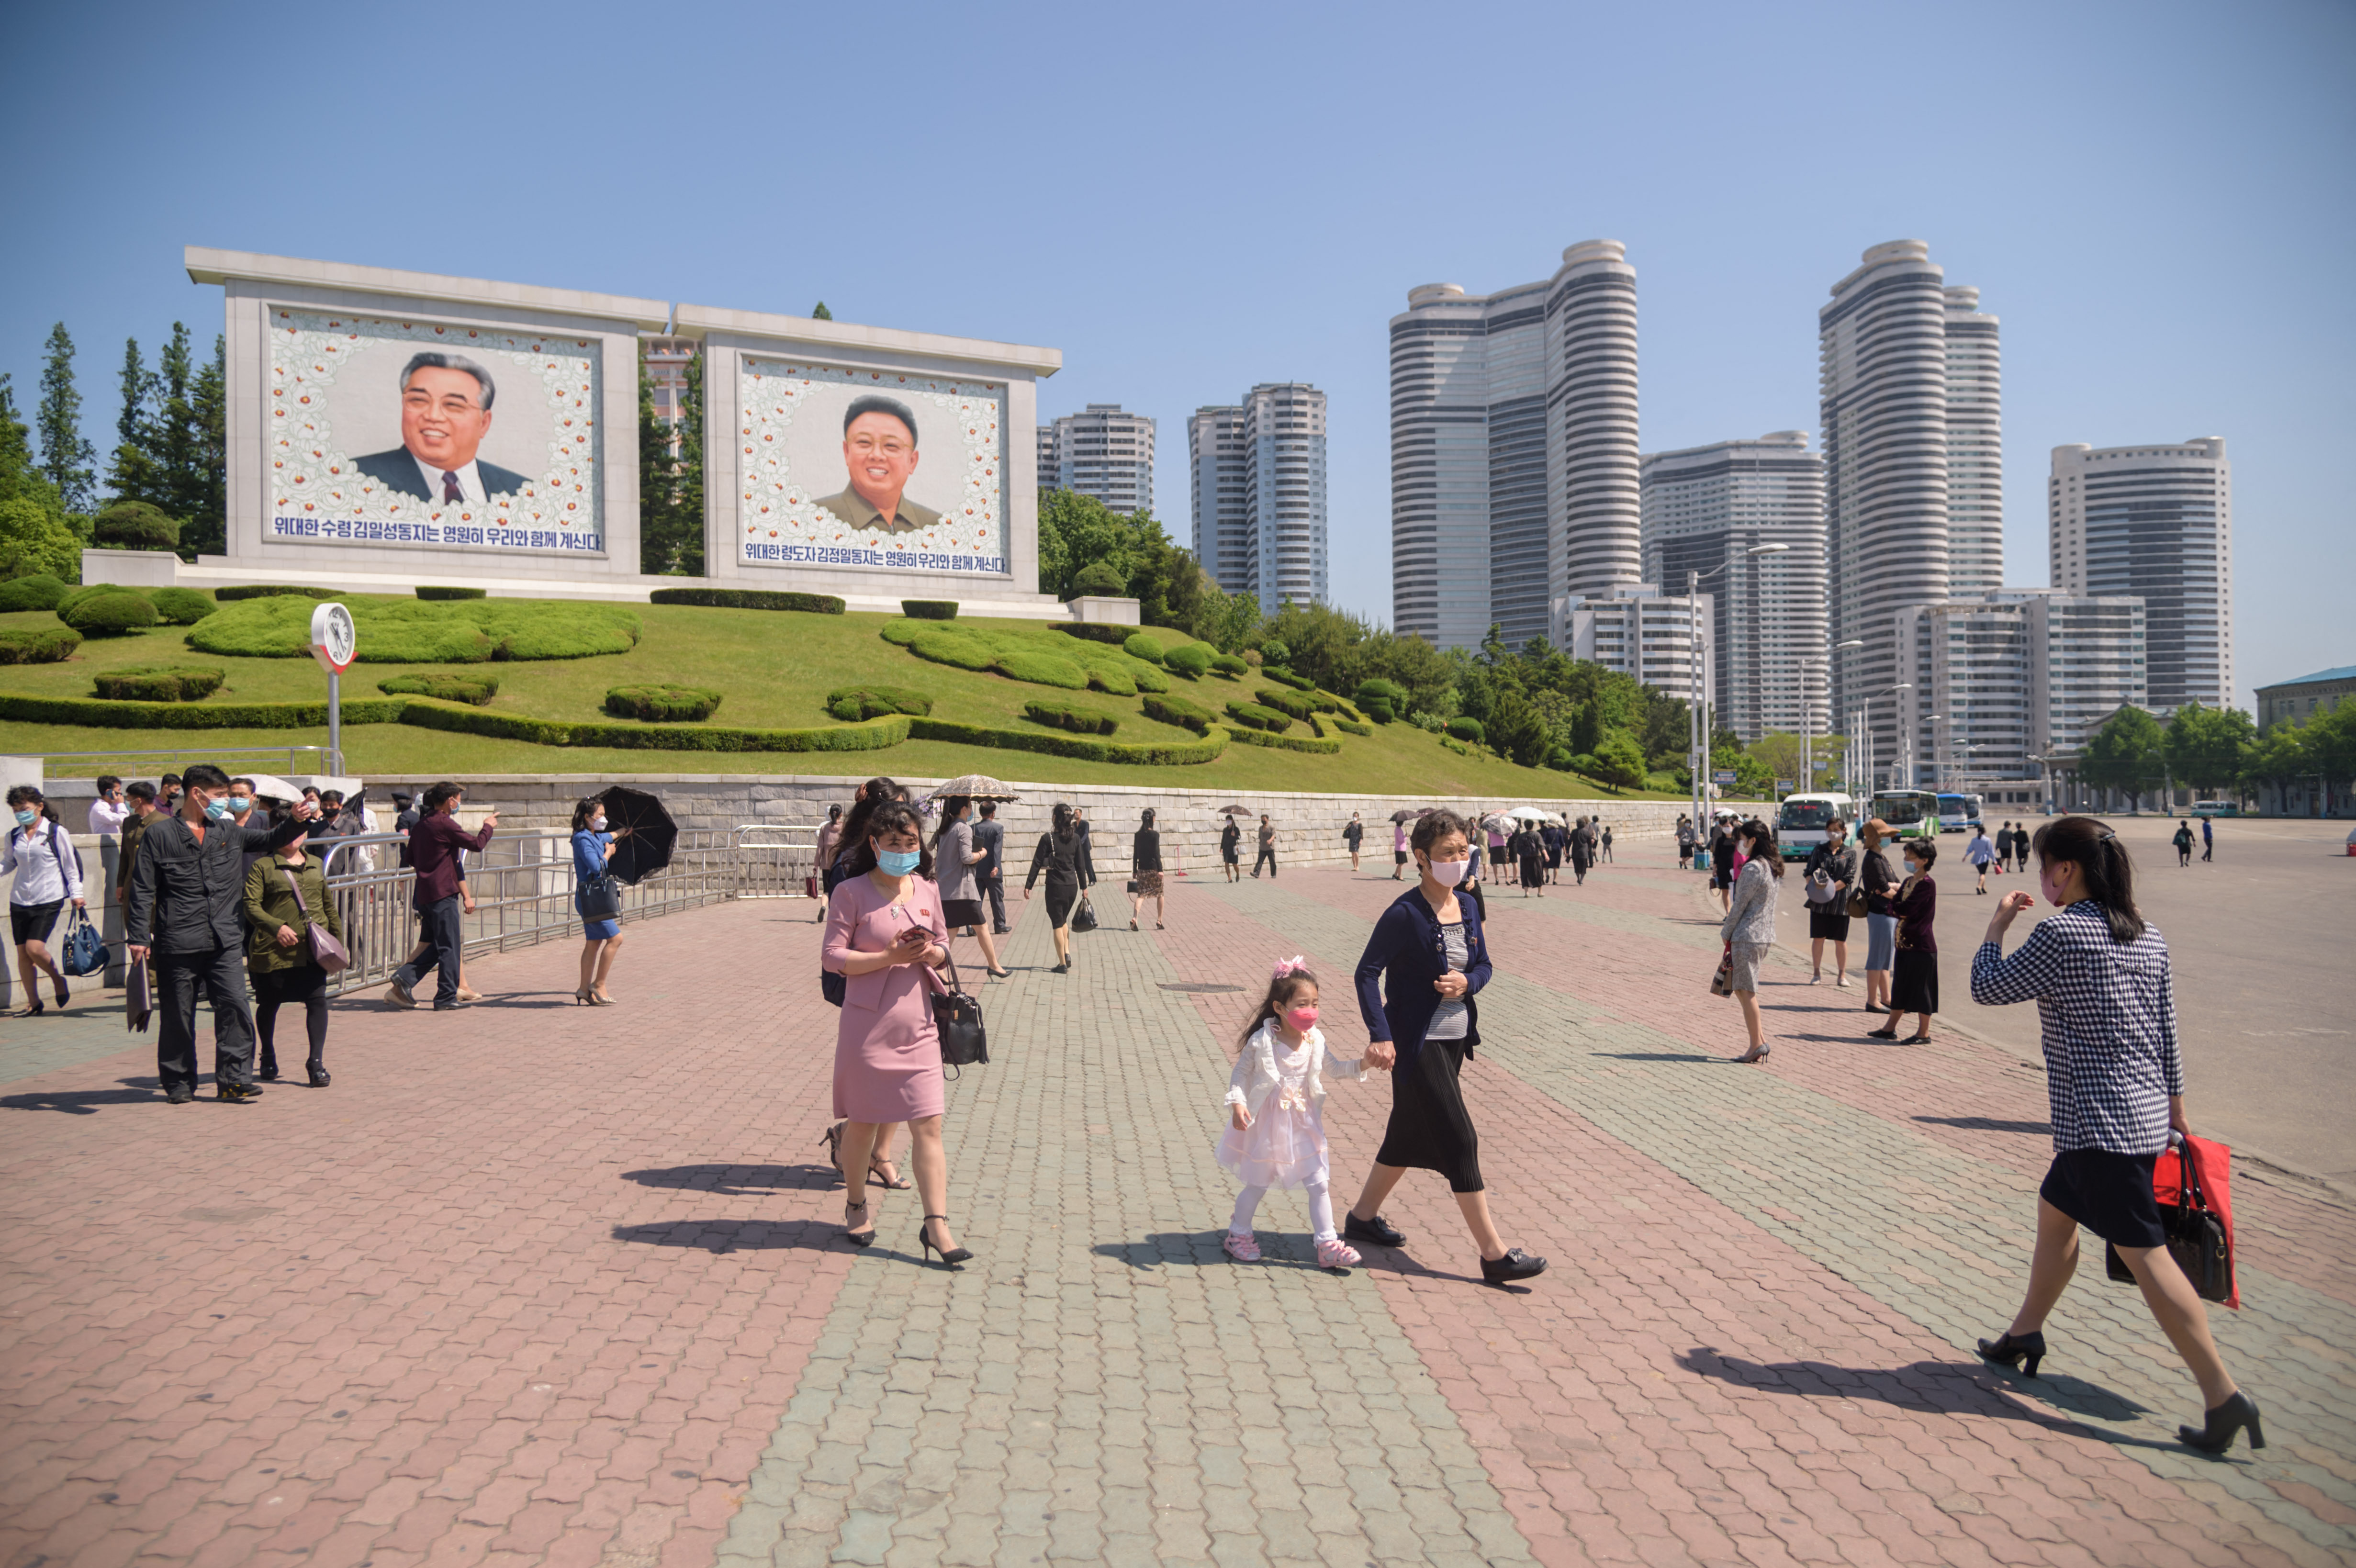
[2048,438,2232,711]
[1037,403,1156,516]
[1820,240,2004,773]
[1388,240,1640,652]
[1640,431,1828,742]
[1192,384,1327,612]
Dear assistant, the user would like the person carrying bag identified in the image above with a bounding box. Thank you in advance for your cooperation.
[241,822,347,1088]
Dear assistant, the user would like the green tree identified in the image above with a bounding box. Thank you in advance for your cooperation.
[637,345,706,575]
[105,326,222,560]
[35,324,96,513]
[2240,723,2312,808]
[1745,731,1851,792]
[181,336,227,560]
[811,302,833,321]
[1569,699,1604,756]
[2304,702,2356,803]
[1592,733,1649,791]
[2162,700,2255,795]
[2081,705,2166,811]
[0,498,83,580]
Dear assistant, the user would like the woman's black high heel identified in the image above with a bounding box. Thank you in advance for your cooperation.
[307,1063,332,1088]
[2179,1391,2265,1455]
[819,1122,845,1178]
[920,1214,972,1266]
[842,1200,874,1248]
[1976,1330,2046,1378]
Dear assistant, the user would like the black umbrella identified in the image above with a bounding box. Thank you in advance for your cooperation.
[600,785,677,885]
[1217,804,1253,817]
[1389,807,1433,824]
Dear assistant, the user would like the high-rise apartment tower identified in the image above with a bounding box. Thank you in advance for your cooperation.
[1187,406,1247,595]
[1640,431,1829,742]
[1390,240,1640,650]
[1036,404,1156,515]
[1819,240,2002,770]
[2048,439,2232,711]
[1190,384,1328,612]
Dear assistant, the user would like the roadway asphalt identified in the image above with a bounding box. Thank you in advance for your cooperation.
[1778,815,2356,1185]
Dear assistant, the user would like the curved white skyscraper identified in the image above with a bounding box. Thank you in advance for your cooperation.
[1548,239,1642,599]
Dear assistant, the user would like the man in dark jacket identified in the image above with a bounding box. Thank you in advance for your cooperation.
[973,801,1008,934]
[126,762,318,1103]
[390,780,498,1010]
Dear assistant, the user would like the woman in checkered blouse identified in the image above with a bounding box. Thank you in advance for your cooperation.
[1966,816,2262,1456]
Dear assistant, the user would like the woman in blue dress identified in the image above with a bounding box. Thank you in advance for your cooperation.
[1341,808,1547,1286]
[572,795,630,1005]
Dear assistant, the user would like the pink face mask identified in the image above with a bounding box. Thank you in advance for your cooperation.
[1424,857,1469,887]
[1283,1006,1319,1033]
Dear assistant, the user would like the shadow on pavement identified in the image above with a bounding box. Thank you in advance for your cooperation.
[610,1218,840,1254]
[1091,1232,1365,1278]
[1915,1115,2053,1135]
[1594,1051,1717,1063]
[619,1162,838,1195]
[2,1075,175,1115]
[1677,1347,2178,1447]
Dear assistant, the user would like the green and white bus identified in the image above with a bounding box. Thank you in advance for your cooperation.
[1868,789,1941,840]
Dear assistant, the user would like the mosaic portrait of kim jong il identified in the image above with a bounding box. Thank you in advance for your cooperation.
[810,394,942,535]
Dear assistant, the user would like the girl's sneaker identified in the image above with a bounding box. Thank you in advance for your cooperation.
[1315,1238,1362,1270]
[1223,1232,1261,1262]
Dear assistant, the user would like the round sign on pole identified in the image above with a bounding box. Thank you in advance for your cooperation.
[309,602,357,674]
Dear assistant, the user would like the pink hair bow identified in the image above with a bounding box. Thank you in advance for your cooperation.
[1272,954,1306,979]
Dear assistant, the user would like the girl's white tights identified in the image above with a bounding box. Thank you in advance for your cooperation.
[1230,1181,1336,1243]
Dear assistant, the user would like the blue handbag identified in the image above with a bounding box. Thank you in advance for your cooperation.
[61,907,109,977]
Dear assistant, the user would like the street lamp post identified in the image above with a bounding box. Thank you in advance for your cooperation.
[1687,542,1789,836]
[1804,638,1862,797]
[1857,683,1912,801]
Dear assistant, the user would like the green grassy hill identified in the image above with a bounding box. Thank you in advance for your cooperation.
[0,601,1680,797]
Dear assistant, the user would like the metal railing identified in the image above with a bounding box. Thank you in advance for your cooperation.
[26,744,346,777]
[310,824,818,996]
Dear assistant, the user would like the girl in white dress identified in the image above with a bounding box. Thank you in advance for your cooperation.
[1218,959,1366,1269]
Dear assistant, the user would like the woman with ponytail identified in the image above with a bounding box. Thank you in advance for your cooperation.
[1969,815,2260,1455]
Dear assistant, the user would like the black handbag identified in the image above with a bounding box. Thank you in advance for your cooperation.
[578,870,623,921]
[1071,894,1098,933]
[927,955,987,1067]
[2105,1141,2234,1303]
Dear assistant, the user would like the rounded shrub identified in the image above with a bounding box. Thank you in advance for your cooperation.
[1022,698,1120,736]
[1121,632,1164,665]
[1163,644,1212,681]
[214,584,334,602]
[1261,667,1314,692]
[901,599,959,620]
[1143,692,1217,734]
[1254,687,1316,721]
[1446,716,1485,743]
[0,574,69,612]
[1068,561,1127,598]
[148,587,218,625]
[92,665,225,702]
[907,627,996,671]
[993,650,1089,690]
[190,594,639,662]
[0,626,83,665]
[379,672,501,706]
[90,501,181,552]
[63,590,160,636]
[1210,653,1249,678]
[1258,639,1291,669]
[1052,622,1131,645]
[827,685,933,721]
[605,683,723,723]
[1355,678,1405,723]
[1224,701,1294,734]
[416,585,488,601]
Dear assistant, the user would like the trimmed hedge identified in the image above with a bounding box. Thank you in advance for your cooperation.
[92,665,225,702]
[0,574,69,612]
[1356,679,1403,723]
[908,717,1224,766]
[1306,712,1327,739]
[605,684,724,722]
[1446,716,1485,743]
[148,587,218,625]
[1254,687,1316,721]
[379,672,501,706]
[901,599,959,620]
[1142,692,1217,734]
[1121,632,1164,665]
[63,590,160,635]
[0,691,407,729]
[191,593,640,662]
[402,700,908,753]
[1163,643,1212,680]
[0,626,82,665]
[416,585,488,601]
[215,584,334,601]
[1223,725,1343,756]
[1023,698,1120,735]
[907,627,995,670]
[648,587,846,614]
[1332,716,1373,736]
[1224,701,1294,734]
[826,685,933,721]
[992,649,1089,690]
[1261,667,1314,692]
[1051,623,1133,645]
[1210,653,1249,677]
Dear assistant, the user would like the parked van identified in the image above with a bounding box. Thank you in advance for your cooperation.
[1776,792,1855,860]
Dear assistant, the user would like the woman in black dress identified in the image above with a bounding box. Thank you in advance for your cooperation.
[1513,823,1545,896]
[1129,808,1164,930]
[1872,837,1939,1042]
[1342,809,1547,1286]
[1804,818,1857,986]
[1219,815,1242,883]
[1025,803,1084,973]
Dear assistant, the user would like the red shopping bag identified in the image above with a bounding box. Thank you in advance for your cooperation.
[2105,1132,2238,1309]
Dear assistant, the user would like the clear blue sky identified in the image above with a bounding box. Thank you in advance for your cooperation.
[4,0,2349,708]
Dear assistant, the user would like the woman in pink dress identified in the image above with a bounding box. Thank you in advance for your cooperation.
[822,800,972,1264]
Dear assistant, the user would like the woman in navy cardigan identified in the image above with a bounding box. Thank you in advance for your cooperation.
[1342,808,1548,1286]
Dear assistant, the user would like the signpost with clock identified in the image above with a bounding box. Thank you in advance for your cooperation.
[308,601,357,773]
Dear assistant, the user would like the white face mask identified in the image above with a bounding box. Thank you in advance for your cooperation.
[591,816,607,831]
[1425,857,1470,888]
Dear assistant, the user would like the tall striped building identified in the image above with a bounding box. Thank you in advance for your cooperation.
[1036,404,1156,516]
[1389,240,1641,650]
[1189,384,1329,612]
[2048,438,2232,711]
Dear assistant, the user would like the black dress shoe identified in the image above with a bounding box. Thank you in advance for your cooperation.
[218,1083,265,1103]
[2179,1390,2265,1455]
[306,1064,332,1088]
[1481,1248,1548,1285]
[164,1085,195,1105]
[258,1064,281,1082]
[1342,1211,1405,1248]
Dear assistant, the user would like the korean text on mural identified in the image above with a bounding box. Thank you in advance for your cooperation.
[273,516,604,552]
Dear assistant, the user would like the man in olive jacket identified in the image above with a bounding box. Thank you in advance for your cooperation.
[127,763,318,1103]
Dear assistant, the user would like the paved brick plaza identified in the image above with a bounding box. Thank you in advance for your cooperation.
[2,849,2353,1568]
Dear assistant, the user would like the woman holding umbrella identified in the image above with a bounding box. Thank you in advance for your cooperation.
[572,796,630,1005]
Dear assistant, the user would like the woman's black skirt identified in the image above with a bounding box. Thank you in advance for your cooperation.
[942,897,987,930]
[1808,906,1852,941]
[1890,947,1939,1014]
[2041,1149,2165,1249]
[1041,877,1077,929]
[1518,856,1544,889]
[1544,846,1562,869]
[1376,1035,1483,1193]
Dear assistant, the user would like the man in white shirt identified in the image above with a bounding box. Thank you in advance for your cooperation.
[352,353,531,505]
[87,775,131,838]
